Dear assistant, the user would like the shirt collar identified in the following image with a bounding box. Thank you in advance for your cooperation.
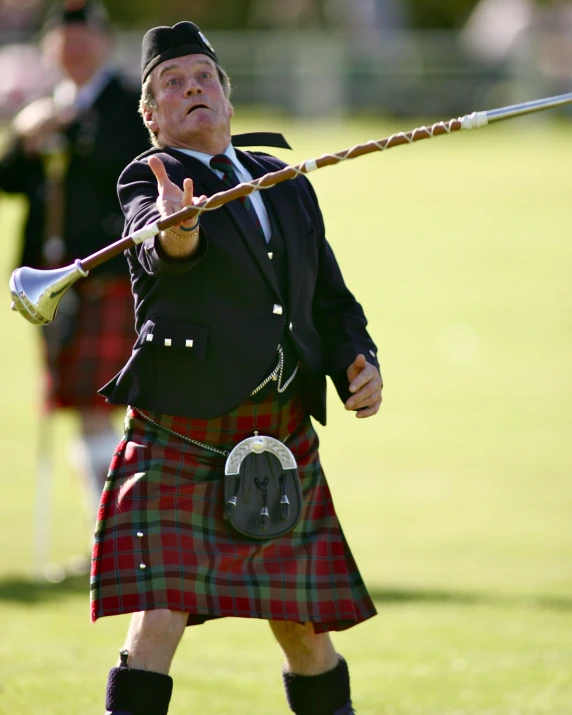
[170,142,240,172]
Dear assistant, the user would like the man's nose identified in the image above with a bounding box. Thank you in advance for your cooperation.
[185,80,202,96]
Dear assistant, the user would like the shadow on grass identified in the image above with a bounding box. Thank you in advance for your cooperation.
[368,587,572,612]
[0,573,88,604]
[1,576,571,613]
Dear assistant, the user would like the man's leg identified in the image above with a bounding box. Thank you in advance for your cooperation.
[105,609,188,715]
[270,621,355,715]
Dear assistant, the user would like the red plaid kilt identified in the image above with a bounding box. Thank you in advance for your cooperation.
[90,390,377,633]
[42,276,135,410]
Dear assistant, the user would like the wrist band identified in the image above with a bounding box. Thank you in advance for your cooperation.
[179,220,199,232]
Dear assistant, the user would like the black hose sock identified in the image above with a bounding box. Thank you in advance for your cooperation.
[282,656,354,715]
[105,666,173,715]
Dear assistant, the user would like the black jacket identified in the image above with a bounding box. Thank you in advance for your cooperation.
[0,73,150,276]
[100,147,380,424]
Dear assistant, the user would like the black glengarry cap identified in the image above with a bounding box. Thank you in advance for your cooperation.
[43,0,110,33]
[141,21,219,83]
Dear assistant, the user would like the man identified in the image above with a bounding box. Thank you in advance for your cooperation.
[0,1,149,536]
[92,21,383,715]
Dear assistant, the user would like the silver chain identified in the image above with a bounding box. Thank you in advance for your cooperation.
[249,344,299,396]
[135,409,292,456]
[133,345,297,456]
[134,408,230,456]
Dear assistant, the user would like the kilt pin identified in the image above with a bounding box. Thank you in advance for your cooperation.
[91,388,377,632]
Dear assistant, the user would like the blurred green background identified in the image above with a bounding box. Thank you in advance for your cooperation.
[1,113,571,713]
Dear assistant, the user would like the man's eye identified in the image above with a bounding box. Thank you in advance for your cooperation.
[166,77,179,86]
[200,72,211,79]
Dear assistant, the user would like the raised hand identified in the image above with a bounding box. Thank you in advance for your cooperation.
[148,154,201,230]
[147,154,207,258]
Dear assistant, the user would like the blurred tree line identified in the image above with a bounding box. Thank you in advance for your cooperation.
[102,0,479,31]
[8,0,563,36]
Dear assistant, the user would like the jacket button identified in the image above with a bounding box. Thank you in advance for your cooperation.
[164,338,172,347]
[289,322,293,330]
[268,252,273,260]
[186,339,194,348]
[273,304,283,315]
[146,334,153,342]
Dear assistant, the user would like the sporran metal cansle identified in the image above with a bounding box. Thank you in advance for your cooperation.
[136,406,302,540]
[133,346,301,540]
[223,432,302,540]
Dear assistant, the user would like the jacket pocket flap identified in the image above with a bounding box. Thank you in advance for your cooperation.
[135,316,208,359]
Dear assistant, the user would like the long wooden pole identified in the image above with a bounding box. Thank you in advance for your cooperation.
[48,90,572,272]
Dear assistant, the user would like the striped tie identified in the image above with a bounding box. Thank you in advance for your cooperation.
[210,154,266,242]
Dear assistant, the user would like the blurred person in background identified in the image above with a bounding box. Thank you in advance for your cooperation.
[92,19,382,715]
[459,0,536,65]
[0,0,149,557]
[533,0,572,100]
[0,0,42,36]
[460,0,572,109]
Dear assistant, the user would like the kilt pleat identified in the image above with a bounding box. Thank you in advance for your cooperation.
[90,391,377,633]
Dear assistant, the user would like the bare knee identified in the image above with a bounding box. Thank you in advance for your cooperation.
[269,621,338,675]
[123,609,188,674]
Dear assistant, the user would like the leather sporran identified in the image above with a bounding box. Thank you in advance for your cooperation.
[223,433,302,540]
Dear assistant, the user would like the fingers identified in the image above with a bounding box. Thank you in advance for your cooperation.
[347,354,371,395]
[346,353,367,386]
[148,156,198,228]
[345,356,383,418]
[147,155,169,188]
[182,178,195,206]
[345,380,382,410]
[355,398,382,419]
[346,385,383,418]
[180,178,197,229]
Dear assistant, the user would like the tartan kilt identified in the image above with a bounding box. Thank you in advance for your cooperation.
[42,276,135,410]
[90,389,377,633]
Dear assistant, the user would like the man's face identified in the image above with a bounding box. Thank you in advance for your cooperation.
[44,24,110,86]
[145,54,233,152]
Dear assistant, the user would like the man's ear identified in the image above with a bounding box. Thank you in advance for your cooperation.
[143,107,158,133]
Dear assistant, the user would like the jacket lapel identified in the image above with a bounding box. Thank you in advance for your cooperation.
[236,150,306,314]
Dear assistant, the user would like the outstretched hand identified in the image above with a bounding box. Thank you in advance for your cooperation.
[148,154,205,230]
[345,354,383,418]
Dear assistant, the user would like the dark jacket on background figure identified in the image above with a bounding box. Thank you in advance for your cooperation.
[0,73,150,276]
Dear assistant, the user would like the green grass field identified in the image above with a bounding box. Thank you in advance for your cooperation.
[0,115,571,715]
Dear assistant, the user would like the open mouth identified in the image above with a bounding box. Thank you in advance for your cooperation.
[187,104,209,115]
